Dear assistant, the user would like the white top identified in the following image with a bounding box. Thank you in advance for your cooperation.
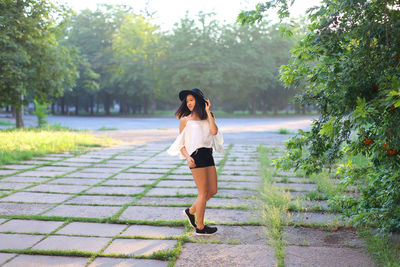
[167,119,224,159]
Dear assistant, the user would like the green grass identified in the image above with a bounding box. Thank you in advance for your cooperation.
[0,120,14,126]
[0,128,118,165]
[97,126,118,131]
[276,128,295,135]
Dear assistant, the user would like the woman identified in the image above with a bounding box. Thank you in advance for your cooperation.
[167,88,224,235]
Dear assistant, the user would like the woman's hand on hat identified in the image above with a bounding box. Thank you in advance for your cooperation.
[187,157,196,168]
[205,99,211,113]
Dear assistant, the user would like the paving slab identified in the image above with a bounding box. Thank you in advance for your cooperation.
[0,219,63,234]
[105,160,142,165]
[146,187,197,196]
[0,192,72,203]
[122,225,184,238]
[136,197,196,205]
[34,166,78,172]
[0,219,5,224]
[164,174,192,180]
[1,164,36,170]
[291,200,329,210]
[221,170,258,176]
[64,158,102,163]
[103,179,154,186]
[0,182,31,190]
[287,212,346,225]
[32,235,111,252]
[3,255,88,267]
[175,243,276,267]
[217,189,255,198]
[0,253,16,265]
[85,186,145,195]
[205,208,260,224]
[0,233,44,249]
[285,245,374,267]
[57,222,126,237]
[0,170,17,176]
[157,180,195,187]
[120,206,183,221]
[114,173,162,180]
[189,226,268,245]
[1,176,50,183]
[26,184,89,193]
[43,205,120,218]
[65,172,110,179]
[104,239,177,256]
[88,257,168,267]
[19,160,52,165]
[52,162,92,167]
[274,177,312,184]
[50,178,103,185]
[126,168,171,174]
[218,175,260,181]
[16,171,64,177]
[218,181,259,189]
[80,167,123,173]
[0,203,53,215]
[138,164,177,168]
[276,183,317,192]
[66,195,135,205]
[283,227,365,248]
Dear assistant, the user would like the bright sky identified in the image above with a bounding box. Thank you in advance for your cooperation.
[56,0,321,30]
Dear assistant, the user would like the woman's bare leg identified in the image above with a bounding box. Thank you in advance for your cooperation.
[189,166,218,225]
[189,167,208,229]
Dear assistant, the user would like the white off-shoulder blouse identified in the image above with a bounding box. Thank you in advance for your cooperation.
[167,119,224,159]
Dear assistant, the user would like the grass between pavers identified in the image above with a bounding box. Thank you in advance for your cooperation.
[0,128,118,166]
[258,145,291,267]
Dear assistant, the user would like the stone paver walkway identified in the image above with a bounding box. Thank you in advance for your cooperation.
[0,133,374,266]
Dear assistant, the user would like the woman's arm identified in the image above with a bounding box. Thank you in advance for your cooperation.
[205,100,218,135]
[179,117,195,168]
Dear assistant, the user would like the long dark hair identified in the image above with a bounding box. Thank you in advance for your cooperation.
[175,93,207,120]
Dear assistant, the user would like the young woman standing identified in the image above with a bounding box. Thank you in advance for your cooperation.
[167,88,224,235]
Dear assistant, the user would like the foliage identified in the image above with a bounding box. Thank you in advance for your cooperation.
[241,0,400,232]
[0,0,77,127]
[33,100,50,127]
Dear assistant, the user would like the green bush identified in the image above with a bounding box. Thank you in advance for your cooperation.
[33,99,50,127]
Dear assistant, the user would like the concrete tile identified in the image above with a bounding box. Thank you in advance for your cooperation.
[287,212,347,225]
[175,243,276,267]
[0,182,31,190]
[0,203,53,215]
[1,165,36,170]
[43,205,120,218]
[34,166,78,172]
[136,197,196,205]
[122,225,184,238]
[0,233,44,249]
[218,181,259,189]
[276,183,317,192]
[85,186,145,195]
[0,192,72,203]
[164,174,192,180]
[218,175,259,181]
[284,227,365,248]
[65,172,110,179]
[16,171,64,177]
[0,219,63,234]
[120,206,183,221]
[0,219,5,224]
[126,168,170,174]
[217,189,255,198]
[205,208,260,224]
[88,257,167,267]
[0,170,17,176]
[3,255,88,267]
[64,158,101,163]
[66,195,135,205]
[146,188,197,196]
[32,235,111,252]
[80,167,122,173]
[1,176,50,183]
[104,239,177,256]
[157,180,195,187]
[188,226,268,245]
[285,245,374,267]
[50,178,103,185]
[0,253,16,265]
[57,222,125,237]
[115,173,162,180]
[138,164,177,169]
[103,179,154,186]
[52,162,92,167]
[26,184,89,193]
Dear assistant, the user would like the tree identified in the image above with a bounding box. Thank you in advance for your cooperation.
[0,0,76,127]
[240,0,400,232]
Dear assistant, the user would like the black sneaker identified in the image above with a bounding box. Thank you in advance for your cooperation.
[183,208,196,228]
[195,225,217,235]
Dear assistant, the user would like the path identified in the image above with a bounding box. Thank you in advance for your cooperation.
[0,131,374,266]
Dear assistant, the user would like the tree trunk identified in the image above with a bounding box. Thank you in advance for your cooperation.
[51,103,55,115]
[15,93,24,128]
[90,96,94,116]
[262,104,267,116]
[251,94,257,115]
[104,93,111,115]
[60,97,65,114]
[144,96,148,115]
[151,91,155,115]
[75,96,79,115]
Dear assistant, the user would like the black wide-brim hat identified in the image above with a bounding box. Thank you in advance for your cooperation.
[179,88,206,102]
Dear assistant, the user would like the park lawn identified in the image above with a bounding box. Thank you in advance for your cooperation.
[0,128,118,165]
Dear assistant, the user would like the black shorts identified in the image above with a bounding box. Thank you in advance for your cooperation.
[190,147,215,169]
